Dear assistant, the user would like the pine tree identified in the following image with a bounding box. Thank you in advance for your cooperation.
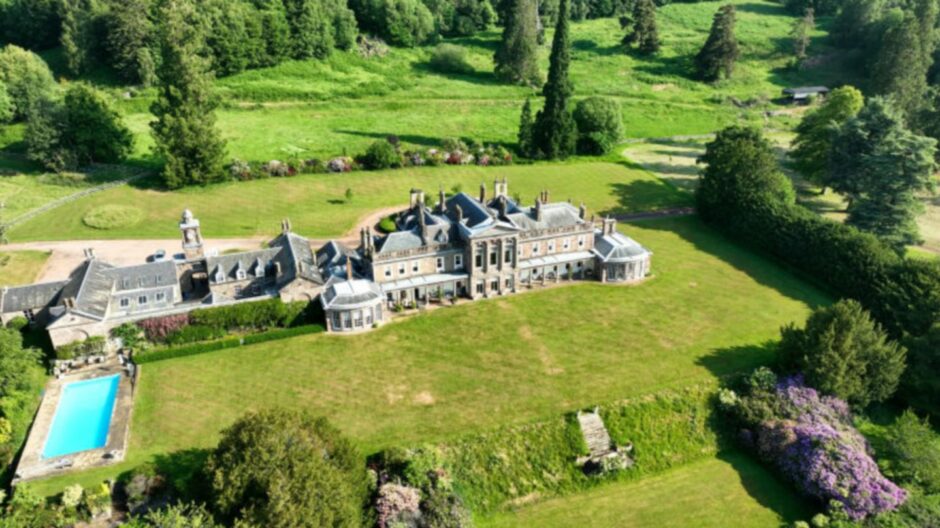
[532,0,576,159]
[790,7,813,65]
[283,0,334,59]
[150,0,227,189]
[693,4,739,82]
[624,0,660,55]
[103,0,155,85]
[829,97,937,251]
[517,97,534,156]
[494,0,541,86]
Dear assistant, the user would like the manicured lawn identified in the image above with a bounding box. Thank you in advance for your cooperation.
[9,161,691,241]
[0,251,50,286]
[478,452,813,528]
[27,216,829,495]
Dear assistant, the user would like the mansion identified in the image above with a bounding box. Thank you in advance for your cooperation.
[0,180,651,347]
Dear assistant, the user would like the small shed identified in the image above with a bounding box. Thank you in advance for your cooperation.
[782,86,829,104]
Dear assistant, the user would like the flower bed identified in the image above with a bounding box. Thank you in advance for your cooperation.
[133,324,325,365]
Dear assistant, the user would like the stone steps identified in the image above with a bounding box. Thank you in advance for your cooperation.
[577,410,614,459]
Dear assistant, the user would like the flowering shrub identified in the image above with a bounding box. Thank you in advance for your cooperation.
[261,160,290,177]
[731,374,906,520]
[229,159,253,181]
[375,483,421,528]
[137,314,190,342]
[328,157,353,172]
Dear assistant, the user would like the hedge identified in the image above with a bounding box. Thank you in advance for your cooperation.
[134,324,325,364]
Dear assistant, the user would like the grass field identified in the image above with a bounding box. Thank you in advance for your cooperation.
[0,251,49,286]
[478,452,812,527]
[26,215,829,496]
[99,0,851,163]
[8,161,691,241]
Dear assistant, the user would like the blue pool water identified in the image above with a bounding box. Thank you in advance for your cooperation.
[42,374,120,459]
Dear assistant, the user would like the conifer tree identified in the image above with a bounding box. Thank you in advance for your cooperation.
[517,97,534,156]
[624,0,660,55]
[494,0,541,86]
[532,0,576,159]
[103,0,155,85]
[693,4,739,82]
[871,12,932,119]
[150,0,227,189]
[829,97,937,251]
[60,0,98,76]
[790,7,813,65]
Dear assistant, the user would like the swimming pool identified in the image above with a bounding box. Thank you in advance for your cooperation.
[42,375,120,459]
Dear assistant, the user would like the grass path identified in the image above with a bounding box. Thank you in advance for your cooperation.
[478,452,812,528]
[26,216,829,496]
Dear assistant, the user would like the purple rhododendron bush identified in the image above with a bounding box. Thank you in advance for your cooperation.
[724,370,906,520]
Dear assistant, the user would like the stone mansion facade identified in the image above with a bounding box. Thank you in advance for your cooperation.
[0,180,651,347]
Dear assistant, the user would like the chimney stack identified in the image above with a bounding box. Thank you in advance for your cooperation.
[535,198,543,221]
[419,209,428,244]
[455,204,464,224]
[603,217,617,236]
[438,187,446,213]
[83,248,96,260]
[579,202,587,220]
[345,256,353,280]
[281,218,292,234]
[479,182,486,203]
[499,196,508,218]
[410,188,422,209]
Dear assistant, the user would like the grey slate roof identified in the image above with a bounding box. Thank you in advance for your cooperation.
[72,259,116,320]
[271,232,323,284]
[108,260,177,292]
[0,280,68,313]
[593,230,651,262]
[375,230,426,254]
[783,86,829,98]
[507,202,584,231]
[316,241,363,278]
[207,248,281,283]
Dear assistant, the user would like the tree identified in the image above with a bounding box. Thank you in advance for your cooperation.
[693,4,738,82]
[779,299,907,407]
[517,97,535,156]
[902,323,940,416]
[0,45,56,121]
[696,126,795,222]
[26,83,134,171]
[829,97,937,251]
[60,0,101,76]
[282,0,356,59]
[532,0,577,159]
[206,409,368,527]
[360,140,400,169]
[572,96,623,155]
[103,0,155,85]
[790,7,813,65]
[150,0,227,189]
[885,409,940,493]
[0,0,62,51]
[123,503,219,528]
[790,85,864,190]
[0,82,12,124]
[624,0,659,55]
[494,0,541,86]
[870,10,934,119]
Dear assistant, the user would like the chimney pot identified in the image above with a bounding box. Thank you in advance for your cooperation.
[479,182,486,203]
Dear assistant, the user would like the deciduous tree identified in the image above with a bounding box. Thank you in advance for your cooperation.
[624,0,659,55]
[693,4,738,82]
[0,45,56,121]
[790,85,863,190]
[790,7,814,65]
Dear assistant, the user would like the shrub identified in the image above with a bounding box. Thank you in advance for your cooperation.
[376,482,421,528]
[884,409,940,493]
[57,336,106,360]
[82,205,145,230]
[165,325,225,346]
[359,140,401,170]
[429,43,474,74]
[189,298,288,332]
[206,409,368,527]
[729,374,907,520]
[378,215,398,233]
[779,299,906,407]
[902,324,940,416]
[133,325,324,364]
[0,45,56,120]
[573,97,624,155]
[61,484,83,510]
[5,317,28,332]
[138,314,190,342]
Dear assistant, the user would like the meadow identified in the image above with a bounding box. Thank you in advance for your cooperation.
[27,216,830,498]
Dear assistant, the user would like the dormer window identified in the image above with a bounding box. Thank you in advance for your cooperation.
[156,275,164,284]
[236,269,247,281]
[122,278,130,289]
[215,270,226,283]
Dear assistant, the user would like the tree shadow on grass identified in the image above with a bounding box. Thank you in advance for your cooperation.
[632,55,696,81]
[571,39,622,57]
[733,2,789,16]
[152,448,213,504]
[696,341,781,382]
[411,61,503,87]
[633,215,832,309]
[333,129,453,148]
[601,179,694,216]
[717,450,817,526]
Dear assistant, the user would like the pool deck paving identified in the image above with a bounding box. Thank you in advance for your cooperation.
[14,362,136,484]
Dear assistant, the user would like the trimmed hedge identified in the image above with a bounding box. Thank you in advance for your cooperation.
[134,324,325,365]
